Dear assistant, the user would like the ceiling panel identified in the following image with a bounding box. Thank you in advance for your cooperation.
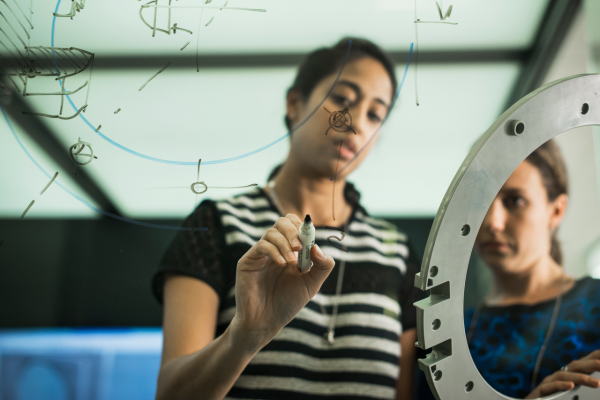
[1,59,519,219]
[21,0,550,57]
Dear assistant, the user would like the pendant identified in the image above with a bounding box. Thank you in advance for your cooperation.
[326,330,335,344]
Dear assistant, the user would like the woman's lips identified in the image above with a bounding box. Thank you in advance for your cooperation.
[336,141,356,160]
[483,241,508,251]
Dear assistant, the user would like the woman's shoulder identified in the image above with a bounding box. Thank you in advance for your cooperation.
[572,276,600,298]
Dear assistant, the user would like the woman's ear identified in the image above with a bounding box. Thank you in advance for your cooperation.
[549,193,568,231]
[286,89,302,123]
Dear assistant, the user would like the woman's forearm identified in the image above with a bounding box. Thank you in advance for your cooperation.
[156,324,262,400]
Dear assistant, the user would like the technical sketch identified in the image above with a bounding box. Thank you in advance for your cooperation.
[139,61,170,91]
[1,101,208,231]
[53,0,86,19]
[324,107,356,135]
[413,0,457,106]
[138,0,265,38]
[0,0,94,119]
[436,1,452,20]
[69,137,97,166]
[147,159,258,194]
[20,172,58,219]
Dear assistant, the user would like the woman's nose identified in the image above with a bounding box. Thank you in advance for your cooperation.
[483,199,506,233]
[349,104,369,135]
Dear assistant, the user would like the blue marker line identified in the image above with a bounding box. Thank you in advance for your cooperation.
[1,103,207,231]
[51,1,352,165]
[331,42,414,180]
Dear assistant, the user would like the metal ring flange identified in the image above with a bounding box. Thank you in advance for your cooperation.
[414,74,600,400]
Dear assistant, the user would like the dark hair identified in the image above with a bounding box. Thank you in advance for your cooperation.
[525,139,568,265]
[284,37,398,130]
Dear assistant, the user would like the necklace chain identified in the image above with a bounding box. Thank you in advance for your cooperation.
[265,180,348,344]
[466,274,566,391]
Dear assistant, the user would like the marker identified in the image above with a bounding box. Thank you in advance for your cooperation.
[298,214,315,273]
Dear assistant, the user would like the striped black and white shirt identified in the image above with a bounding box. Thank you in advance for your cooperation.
[153,186,424,400]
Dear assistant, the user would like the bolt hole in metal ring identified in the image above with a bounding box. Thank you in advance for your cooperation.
[430,266,438,277]
[461,224,470,236]
[581,103,589,115]
[413,74,600,400]
[190,181,208,194]
[465,381,474,393]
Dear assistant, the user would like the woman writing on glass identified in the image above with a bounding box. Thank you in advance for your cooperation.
[152,38,424,400]
[465,140,600,399]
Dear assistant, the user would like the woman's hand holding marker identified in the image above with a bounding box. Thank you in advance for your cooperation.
[231,213,335,353]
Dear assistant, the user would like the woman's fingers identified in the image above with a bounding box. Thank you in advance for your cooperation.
[303,244,335,292]
[537,381,575,397]
[263,228,297,264]
[550,371,600,388]
[274,214,303,251]
[251,239,288,266]
[567,359,600,374]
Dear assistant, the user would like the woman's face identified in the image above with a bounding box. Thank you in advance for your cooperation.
[286,56,394,179]
[475,160,567,274]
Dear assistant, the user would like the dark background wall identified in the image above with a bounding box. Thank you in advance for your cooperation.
[0,217,440,327]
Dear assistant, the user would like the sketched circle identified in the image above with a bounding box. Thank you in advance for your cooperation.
[328,109,353,133]
[190,181,208,194]
[69,140,95,165]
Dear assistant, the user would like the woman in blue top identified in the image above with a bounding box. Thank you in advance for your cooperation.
[465,139,600,399]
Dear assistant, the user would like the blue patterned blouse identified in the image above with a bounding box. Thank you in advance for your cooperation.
[464,277,600,399]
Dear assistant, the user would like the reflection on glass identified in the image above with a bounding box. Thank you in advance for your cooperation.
[464,139,600,399]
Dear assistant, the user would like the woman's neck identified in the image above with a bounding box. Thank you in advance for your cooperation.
[270,158,351,227]
[486,256,573,306]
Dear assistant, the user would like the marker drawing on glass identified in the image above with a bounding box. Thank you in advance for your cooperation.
[332,140,342,221]
[324,107,356,135]
[413,0,457,106]
[325,226,349,253]
[69,137,97,166]
[53,0,86,19]
[139,62,171,91]
[298,214,315,273]
[2,101,207,232]
[332,42,413,179]
[20,172,59,219]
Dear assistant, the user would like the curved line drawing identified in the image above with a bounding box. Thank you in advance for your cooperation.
[324,226,349,253]
[1,102,207,232]
[332,42,414,179]
[53,0,85,19]
[50,6,353,166]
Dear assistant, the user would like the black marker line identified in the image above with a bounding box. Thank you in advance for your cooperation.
[180,41,190,51]
[324,226,349,253]
[332,42,413,179]
[55,34,352,165]
[20,199,34,219]
[332,140,342,221]
[114,108,121,114]
[39,171,58,195]
[23,104,87,119]
[139,61,171,91]
[2,102,207,232]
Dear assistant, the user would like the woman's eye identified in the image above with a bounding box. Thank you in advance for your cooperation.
[332,95,351,106]
[503,196,526,209]
[368,112,382,122]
